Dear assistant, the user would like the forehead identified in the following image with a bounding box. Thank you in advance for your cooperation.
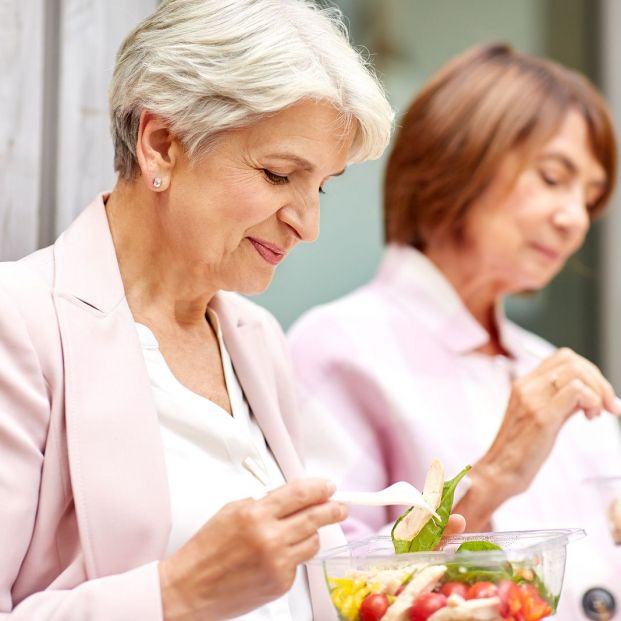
[242,101,355,167]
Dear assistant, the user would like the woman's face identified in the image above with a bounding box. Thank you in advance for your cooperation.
[460,110,606,294]
[161,101,353,295]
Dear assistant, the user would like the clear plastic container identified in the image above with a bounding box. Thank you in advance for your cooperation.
[311,529,584,620]
[584,475,621,545]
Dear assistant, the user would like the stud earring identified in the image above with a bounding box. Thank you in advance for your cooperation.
[152,177,162,189]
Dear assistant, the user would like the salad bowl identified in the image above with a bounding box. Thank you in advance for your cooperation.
[311,529,584,621]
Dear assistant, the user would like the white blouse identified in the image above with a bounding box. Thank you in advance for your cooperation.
[135,309,311,621]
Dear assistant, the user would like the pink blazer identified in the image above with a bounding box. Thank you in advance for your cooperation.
[0,195,343,620]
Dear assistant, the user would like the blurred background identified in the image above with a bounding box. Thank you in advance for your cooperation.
[2,0,621,387]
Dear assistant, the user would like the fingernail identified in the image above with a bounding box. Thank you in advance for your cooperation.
[326,481,337,495]
[613,396,621,414]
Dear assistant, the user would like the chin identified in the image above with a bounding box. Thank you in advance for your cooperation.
[228,275,274,297]
[514,272,558,293]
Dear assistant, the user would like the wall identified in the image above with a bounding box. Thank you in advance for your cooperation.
[0,0,157,260]
[600,0,621,390]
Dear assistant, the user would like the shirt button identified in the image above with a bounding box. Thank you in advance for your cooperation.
[582,587,616,620]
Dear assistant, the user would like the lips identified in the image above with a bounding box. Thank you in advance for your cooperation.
[530,242,562,262]
[248,237,286,265]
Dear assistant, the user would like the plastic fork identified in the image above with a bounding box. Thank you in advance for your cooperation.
[332,481,440,518]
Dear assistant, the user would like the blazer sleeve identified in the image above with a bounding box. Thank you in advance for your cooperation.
[0,282,164,620]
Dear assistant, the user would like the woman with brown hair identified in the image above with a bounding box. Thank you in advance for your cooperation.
[289,44,621,619]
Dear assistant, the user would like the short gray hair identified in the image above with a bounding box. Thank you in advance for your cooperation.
[110,0,394,180]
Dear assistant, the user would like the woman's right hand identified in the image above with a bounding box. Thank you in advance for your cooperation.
[458,348,621,529]
[158,478,346,621]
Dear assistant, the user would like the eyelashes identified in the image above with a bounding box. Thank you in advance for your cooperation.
[539,170,561,186]
[262,169,326,194]
[263,169,288,185]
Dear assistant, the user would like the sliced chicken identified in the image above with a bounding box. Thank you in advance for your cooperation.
[393,458,444,542]
[427,596,502,621]
[381,565,447,621]
[608,497,621,544]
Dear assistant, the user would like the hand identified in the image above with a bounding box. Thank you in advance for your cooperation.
[458,348,621,528]
[159,479,347,621]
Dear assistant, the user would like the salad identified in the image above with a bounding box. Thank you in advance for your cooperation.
[327,460,556,621]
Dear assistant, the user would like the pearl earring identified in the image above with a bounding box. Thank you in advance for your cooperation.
[152,177,162,189]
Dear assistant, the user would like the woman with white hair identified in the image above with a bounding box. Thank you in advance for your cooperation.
[0,1,403,619]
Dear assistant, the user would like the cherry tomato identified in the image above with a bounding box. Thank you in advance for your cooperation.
[497,579,522,616]
[466,581,498,600]
[518,584,552,621]
[359,593,390,621]
[440,581,468,599]
[409,592,448,621]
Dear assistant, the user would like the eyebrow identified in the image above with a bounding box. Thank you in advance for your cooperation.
[540,152,607,188]
[264,152,346,177]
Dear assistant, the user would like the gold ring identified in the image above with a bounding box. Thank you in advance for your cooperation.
[550,373,560,391]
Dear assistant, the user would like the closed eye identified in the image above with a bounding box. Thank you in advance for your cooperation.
[264,168,327,195]
[540,170,562,186]
[263,169,288,185]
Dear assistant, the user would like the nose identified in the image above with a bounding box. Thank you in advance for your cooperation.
[278,192,320,243]
[552,189,590,237]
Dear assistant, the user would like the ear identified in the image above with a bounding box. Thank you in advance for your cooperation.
[135,110,179,191]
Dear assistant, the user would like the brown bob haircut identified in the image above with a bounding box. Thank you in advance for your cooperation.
[384,43,617,248]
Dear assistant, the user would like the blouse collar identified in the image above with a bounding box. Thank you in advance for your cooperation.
[373,243,526,358]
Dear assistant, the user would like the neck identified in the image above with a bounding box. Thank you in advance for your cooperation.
[105,181,216,327]
[423,242,509,356]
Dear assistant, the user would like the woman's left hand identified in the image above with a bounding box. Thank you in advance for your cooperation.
[456,347,620,531]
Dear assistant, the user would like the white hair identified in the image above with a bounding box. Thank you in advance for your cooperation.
[109,0,394,180]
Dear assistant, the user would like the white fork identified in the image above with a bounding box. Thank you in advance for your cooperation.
[331,481,440,518]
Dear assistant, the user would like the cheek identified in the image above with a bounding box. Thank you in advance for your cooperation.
[466,210,521,256]
[222,183,282,228]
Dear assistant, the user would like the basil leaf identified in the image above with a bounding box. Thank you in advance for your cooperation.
[456,540,503,552]
[392,465,471,554]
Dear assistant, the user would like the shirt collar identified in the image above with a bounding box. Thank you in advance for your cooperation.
[373,243,522,357]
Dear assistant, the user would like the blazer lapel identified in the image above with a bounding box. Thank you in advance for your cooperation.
[214,297,307,481]
[53,197,170,578]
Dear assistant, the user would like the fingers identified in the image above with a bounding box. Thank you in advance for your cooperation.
[288,532,323,563]
[280,500,347,546]
[551,377,605,421]
[262,478,336,518]
[445,513,466,536]
[537,348,621,415]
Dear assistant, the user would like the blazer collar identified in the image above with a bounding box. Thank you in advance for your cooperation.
[53,193,126,314]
